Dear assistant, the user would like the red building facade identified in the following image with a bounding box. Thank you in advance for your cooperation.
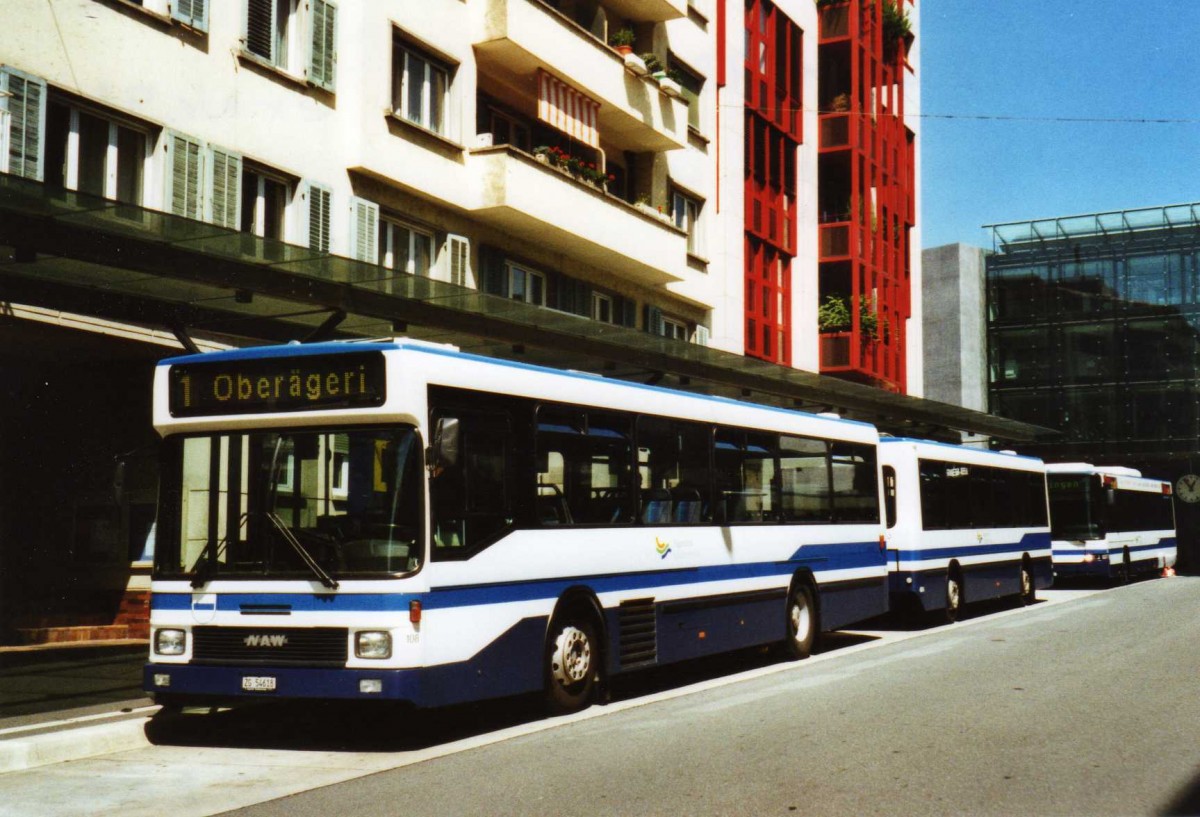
[743,0,802,365]
[816,0,915,393]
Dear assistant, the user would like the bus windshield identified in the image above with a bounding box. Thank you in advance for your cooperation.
[1048,476,1102,540]
[156,427,424,581]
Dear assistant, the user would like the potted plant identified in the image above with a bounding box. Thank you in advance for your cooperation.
[660,67,684,98]
[859,300,879,341]
[640,52,664,79]
[817,295,851,333]
[609,28,635,55]
[881,0,912,61]
[533,145,551,164]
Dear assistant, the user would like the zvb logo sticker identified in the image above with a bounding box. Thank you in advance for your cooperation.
[655,537,672,559]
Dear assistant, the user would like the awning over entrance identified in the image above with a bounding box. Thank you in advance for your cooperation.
[0,173,1056,443]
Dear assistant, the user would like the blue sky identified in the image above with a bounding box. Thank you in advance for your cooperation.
[920,2,1200,250]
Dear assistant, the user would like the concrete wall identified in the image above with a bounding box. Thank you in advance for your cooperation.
[921,242,986,411]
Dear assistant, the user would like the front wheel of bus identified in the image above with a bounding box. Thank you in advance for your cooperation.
[545,615,602,714]
[784,584,818,660]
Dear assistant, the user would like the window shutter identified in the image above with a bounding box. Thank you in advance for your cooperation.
[617,296,637,328]
[173,0,209,32]
[307,183,332,252]
[348,196,379,263]
[692,325,711,346]
[643,305,665,336]
[245,0,277,62]
[308,0,337,91]
[478,245,508,297]
[207,147,242,228]
[0,68,47,181]
[445,234,470,287]
[165,133,204,221]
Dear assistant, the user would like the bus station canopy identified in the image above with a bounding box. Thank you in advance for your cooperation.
[0,173,1056,443]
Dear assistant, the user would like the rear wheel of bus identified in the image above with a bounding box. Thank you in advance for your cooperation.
[1019,558,1036,605]
[945,566,964,623]
[783,582,818,660]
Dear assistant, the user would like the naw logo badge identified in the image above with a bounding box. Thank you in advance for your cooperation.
[655,536,672,559]
[244,634,289,648]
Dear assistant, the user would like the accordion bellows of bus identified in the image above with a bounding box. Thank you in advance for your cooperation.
[1045,463,1177,581]
[144,338,892,713]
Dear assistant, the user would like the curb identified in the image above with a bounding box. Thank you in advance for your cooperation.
[0,716,154,775]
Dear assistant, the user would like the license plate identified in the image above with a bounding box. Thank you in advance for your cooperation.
[241,676,277,692]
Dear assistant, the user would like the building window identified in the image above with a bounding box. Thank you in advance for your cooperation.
[673,188,704,257]
[394,38,452,136]
[663,316,689,341]
[245,0,297,69]
[379,219,434,276]
[591,292,613,323]
[242,0,336,89]
[507,262,546,306]
[486,106,531,153]
[44,101,148,205]
[669,55,705,133]
[241,165,292,240]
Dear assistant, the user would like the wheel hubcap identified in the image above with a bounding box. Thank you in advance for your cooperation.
[790,598,811,642]
[1022,568,1032,596]
[551,626,592,687]
[948,579,960,610]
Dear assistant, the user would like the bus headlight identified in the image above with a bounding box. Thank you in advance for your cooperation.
[355,631,392,659]
[154,629,187,656]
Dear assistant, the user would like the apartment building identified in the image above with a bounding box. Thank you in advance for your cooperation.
[0,0,926,642]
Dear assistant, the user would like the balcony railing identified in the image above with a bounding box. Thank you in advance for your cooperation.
[470,145,689,286]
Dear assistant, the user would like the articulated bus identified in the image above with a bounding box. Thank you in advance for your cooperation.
[145,338,890,712]
[1046,464,1176,582]
[880,439,1053,621]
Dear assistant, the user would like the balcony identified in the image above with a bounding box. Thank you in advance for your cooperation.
[476,0,689,153]
[470,146,689,285]
[600,0,687,22]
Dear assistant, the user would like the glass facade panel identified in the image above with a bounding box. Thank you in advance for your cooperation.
[988,209,1200,465]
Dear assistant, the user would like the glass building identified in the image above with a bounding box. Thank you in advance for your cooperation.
[986,203,1200,571]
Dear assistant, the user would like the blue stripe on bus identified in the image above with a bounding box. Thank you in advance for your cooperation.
[153,541,885,613]
[1052,537,1176,558]
[892,532,1051,562]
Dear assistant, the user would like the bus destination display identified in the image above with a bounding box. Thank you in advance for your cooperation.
[169,352,386,416]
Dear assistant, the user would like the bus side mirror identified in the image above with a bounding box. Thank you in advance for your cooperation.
[428,417,460,470]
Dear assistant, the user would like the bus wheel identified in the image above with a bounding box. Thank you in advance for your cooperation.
[784,583,818,660]
[945,570,964,623]
[1020,561,1036,605]
[545,615,601,714]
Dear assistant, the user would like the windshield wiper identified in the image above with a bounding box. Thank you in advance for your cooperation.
[266,512,340,590]
[189,513,242,589]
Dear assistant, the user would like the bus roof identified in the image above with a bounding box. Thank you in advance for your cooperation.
[156,337,880,435]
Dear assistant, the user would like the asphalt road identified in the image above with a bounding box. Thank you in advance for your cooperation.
[2,579,1198,817]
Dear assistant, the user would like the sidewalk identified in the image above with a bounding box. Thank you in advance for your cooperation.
[0,640,158,774]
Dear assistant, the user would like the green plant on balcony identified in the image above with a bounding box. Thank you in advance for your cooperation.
[609,27,635,54]
[881,0,912,60]
[859,301,879,341]
[640,52,664,77]
[817,295,851,332]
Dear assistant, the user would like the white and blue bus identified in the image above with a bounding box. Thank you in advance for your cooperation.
[1046,464,1176,582]
[880,439,1053,621]
[144,338,889,712]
